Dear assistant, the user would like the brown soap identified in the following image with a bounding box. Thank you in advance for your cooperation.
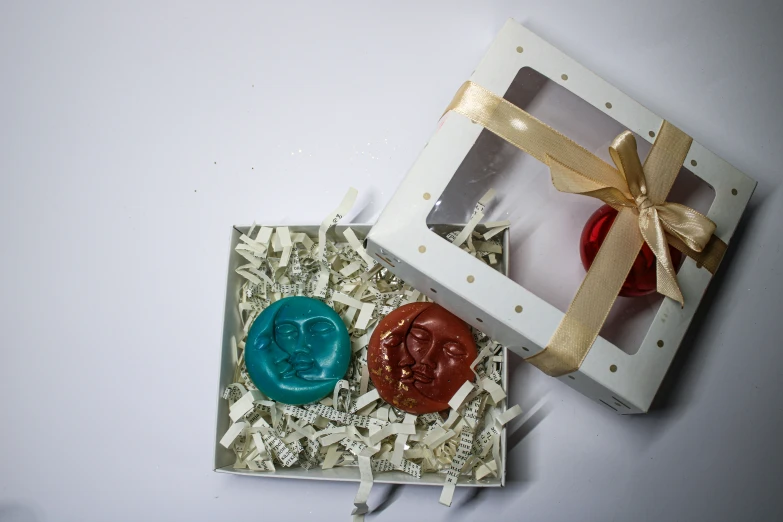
[368,302,477,414]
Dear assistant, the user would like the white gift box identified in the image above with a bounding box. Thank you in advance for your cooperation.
[215,224,510,486]
[366,20,756,414]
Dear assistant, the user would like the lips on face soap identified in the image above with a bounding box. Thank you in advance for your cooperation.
[245,296,351,405]
[368,303,477,414]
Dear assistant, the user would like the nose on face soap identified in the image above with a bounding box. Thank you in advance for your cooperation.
[368,303,477,414]
[245,296,351,405]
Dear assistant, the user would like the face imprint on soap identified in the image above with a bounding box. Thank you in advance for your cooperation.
[368,303,477,414]
[245,296,351,405]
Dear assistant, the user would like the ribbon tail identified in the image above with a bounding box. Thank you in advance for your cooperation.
[638,208,684,306]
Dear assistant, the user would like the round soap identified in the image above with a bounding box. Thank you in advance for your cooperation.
[245,296,351,405]
[580,204,683,297]
[368,303,477,414]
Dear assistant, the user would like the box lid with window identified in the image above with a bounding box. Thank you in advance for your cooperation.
[366,19,756,414]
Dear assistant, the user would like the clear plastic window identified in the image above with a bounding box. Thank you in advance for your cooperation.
[427,67,714,354]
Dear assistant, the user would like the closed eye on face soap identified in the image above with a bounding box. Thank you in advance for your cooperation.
[409,327,431,342]
[309,320,336,334]
[275,322,298,337]
[443,341,468,358]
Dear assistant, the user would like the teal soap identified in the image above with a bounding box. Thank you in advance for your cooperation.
[245,296,351,405]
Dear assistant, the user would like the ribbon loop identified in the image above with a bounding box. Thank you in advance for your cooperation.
[609,131,647,200]
[655,203,716,253]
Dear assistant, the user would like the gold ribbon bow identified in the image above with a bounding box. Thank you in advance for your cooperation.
[549,130,716,305]
[445,81,727,376]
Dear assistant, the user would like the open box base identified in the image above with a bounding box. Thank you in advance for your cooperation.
[215,224,509,487]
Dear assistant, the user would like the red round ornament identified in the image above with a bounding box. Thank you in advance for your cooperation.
[579,205,683,297]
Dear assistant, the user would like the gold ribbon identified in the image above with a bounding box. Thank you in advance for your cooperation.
[445,81,727,376]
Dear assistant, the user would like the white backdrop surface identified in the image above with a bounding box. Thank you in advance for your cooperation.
[1,2,782,521]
